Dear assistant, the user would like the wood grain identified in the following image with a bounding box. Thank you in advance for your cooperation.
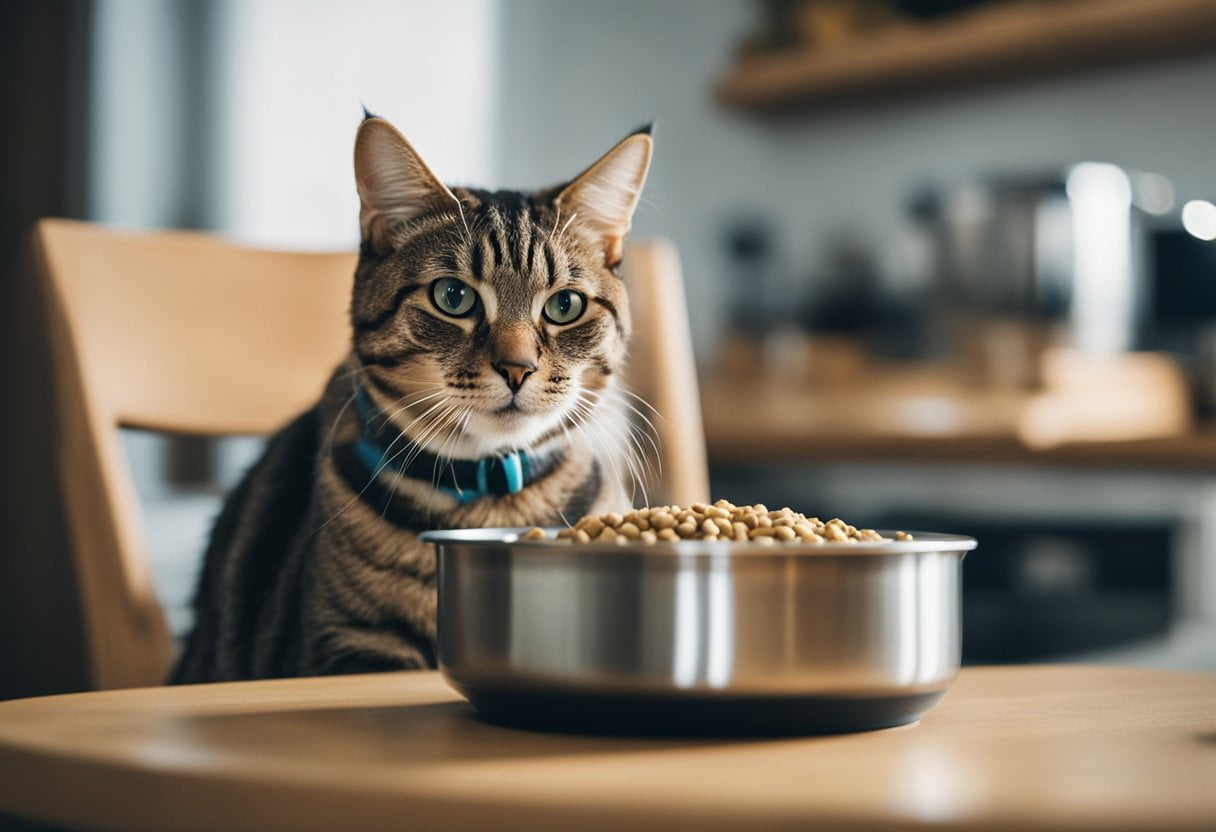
[0,666,1214,831]
[717,0,1216,113]
[623,240,711,506]
[33,219,354,691]
[700,378,1216,470]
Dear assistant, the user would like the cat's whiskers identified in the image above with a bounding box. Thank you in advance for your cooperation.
[557,211,578,245]
[376,388,448,437]
[332,361,436,390]
[313,394,453,534]
[429,413,456,488]
[390,400,463,479]
[425,406,472,527]
[586,388,663,478]
[581,391,649,463]
[323,389,359,461]
[574,406,638,506]
[447,192,473,246]
[625,419,662,480]
[381,402,462,520]
[574,392,653,505]
[636,195,661,215]
[595,409,651,506]
[617,387,666,418]
[430,404,469,487]
[383,402,463,520]
[575,395,641,484]
[368,397,452,483]
[567,395,642,506]
[391,404,455,474]
[376,401,458,520]
[587,387,664,487]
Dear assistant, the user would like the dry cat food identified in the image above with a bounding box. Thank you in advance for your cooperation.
[519,501,913,546]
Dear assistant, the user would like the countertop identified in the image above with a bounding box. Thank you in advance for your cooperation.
[700,376,1216,470]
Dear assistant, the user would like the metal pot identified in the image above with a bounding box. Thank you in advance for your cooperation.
[422,528,976,735]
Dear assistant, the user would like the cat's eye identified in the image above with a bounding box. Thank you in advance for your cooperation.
[543,289,586,325]
[430,278,478,318]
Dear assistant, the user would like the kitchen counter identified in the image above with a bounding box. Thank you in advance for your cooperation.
[1,666,1214,831]
[700,378,1216,470]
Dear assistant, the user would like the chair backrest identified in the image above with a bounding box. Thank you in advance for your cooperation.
[622,239,710,507]
[35,219,355,689]
[33,219,708,690]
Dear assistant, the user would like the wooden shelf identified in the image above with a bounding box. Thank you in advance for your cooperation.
[716,0,1216,114]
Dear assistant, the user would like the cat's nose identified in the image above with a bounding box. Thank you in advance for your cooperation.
[494,359,537,393]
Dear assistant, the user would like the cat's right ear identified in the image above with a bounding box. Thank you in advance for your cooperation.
[354,118,457,255]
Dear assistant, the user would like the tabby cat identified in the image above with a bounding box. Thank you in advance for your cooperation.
[171,116,653,682]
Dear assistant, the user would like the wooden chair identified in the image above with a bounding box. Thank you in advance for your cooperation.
[34,219,355,690]
[32,219,708,690]
[622,239,710,507]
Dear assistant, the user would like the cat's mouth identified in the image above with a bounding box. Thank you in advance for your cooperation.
[451,396,573,457]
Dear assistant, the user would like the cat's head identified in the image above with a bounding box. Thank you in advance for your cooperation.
[350,116,652,458]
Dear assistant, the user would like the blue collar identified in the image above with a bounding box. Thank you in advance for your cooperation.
[352,386,551,504]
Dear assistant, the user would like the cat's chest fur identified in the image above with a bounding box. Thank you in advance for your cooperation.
[304,363,621,641]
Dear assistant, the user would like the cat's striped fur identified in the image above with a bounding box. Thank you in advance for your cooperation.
[172,117,653,682]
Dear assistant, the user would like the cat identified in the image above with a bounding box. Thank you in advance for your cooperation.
[171,115,653,682]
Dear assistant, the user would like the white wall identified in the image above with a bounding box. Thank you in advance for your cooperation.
[90,0,501,250]
[494,0,1216,358]
[209,0,500,249]
[89,0,191,226]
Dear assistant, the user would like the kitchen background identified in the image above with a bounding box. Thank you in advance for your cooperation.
[5,0,1216,697]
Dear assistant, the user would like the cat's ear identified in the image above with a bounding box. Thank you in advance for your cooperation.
[354,117,458,255]
[556,126,653,268]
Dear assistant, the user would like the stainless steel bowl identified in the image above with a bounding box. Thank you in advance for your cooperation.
[422,528,977,735]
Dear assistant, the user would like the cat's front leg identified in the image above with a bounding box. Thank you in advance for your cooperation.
[308,624,435,676]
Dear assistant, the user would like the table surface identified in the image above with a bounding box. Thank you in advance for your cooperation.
[1,666,1215,832]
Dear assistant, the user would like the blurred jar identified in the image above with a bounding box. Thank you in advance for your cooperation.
[908,164,1159,376]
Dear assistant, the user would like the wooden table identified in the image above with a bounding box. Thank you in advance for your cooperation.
[1,666,1214,831]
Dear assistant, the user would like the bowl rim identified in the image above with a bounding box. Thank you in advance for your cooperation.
[420,527,977,556]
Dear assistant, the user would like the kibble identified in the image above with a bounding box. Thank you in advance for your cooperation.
[651,512,677,530]
[549,501,909,545]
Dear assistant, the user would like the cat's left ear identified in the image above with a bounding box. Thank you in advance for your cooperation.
[556,126,653,268]
[354,117,461,255]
